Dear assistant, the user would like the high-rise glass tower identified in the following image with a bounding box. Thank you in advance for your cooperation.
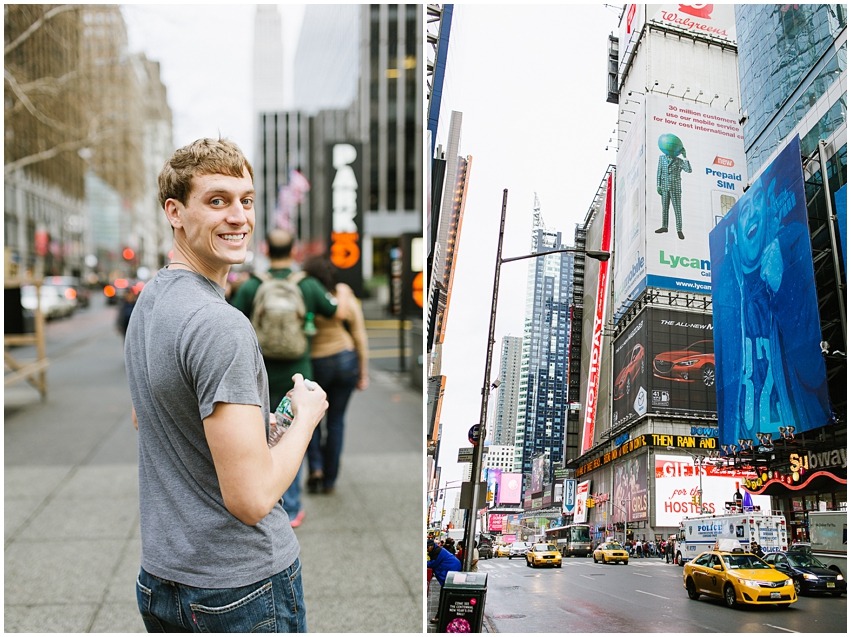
[514,197,575,487]
[493,336,522,446]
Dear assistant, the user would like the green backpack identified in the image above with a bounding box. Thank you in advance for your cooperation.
[250,271,308,360]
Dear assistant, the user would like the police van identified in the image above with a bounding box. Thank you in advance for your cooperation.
[674,512,788,565]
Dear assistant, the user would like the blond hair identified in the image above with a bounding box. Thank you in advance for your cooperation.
[158,138,254,209]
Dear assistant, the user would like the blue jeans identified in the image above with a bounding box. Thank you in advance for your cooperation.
[307,349,359,489]
[136,559,307,632]
[282,463,303,519]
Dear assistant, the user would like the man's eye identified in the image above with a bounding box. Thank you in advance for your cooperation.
[211,198,224,205]
[242,198,253,207]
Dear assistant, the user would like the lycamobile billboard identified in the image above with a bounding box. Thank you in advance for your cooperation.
[613,94,747,321]
[710,136,832,447]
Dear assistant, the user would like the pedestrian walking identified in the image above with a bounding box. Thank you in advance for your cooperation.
[116,287,137,339]
[470,541,480,572]
[300,255,369,495]
[230,229,353,527]
[125,137,330,632]
[444,538,456,555]
[428,539,461,624]
[666,538,674,564]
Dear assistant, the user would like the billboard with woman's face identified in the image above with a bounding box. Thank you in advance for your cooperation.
[613,454,648,523]
[709,136,832,446]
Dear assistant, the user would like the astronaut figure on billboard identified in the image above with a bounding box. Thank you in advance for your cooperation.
[711,138,832,446]
[655,133,692,240]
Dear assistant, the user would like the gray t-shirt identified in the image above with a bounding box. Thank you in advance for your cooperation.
[125,267,299,588]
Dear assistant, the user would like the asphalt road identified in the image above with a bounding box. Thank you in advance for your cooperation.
[478,554,847,633]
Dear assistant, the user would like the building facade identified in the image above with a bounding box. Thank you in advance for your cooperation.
[515,197,575,490]
[493,336,523,447]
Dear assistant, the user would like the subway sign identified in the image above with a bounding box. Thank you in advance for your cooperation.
[575,433,717,477]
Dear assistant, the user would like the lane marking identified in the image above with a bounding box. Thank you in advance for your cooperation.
[633,572,653,578]
[579,574,596,580]
[763,625,798,633]
[636,590,669,599]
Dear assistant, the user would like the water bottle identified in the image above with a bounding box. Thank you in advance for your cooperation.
[274,379,318,430]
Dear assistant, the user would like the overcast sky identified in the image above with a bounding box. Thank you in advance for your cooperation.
[433,5,623,508]
[120,4,305,164]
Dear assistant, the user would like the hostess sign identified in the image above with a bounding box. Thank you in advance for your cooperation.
[327,143,364,297]
[710,136,832,447]
[612,94,747,321]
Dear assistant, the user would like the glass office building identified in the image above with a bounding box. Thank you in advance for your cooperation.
[736,4,846,177]
[734,3,847,538]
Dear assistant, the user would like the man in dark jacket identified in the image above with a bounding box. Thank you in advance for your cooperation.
[427,539,461,624]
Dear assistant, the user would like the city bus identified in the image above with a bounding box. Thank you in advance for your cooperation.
[544,523,593,557]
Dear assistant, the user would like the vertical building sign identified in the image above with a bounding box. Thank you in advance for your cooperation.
[581,173,613,454]
[710,136,832,446]
[327,142,364,297]
[574,480,591,524]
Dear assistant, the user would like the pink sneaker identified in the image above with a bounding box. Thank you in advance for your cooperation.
[290,510,306,528]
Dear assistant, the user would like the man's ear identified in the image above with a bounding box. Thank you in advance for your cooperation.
[164,199,182,229]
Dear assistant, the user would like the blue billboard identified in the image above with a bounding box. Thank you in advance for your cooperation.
[709,136,832,447]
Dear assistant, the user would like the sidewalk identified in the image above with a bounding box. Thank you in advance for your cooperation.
[4,296,422,632]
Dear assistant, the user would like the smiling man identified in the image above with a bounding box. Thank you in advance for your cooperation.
[124,138,329,632]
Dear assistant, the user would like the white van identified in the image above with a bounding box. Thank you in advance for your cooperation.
[675,512,788,565]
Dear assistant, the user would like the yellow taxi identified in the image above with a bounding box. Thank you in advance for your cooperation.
[525,543,562,568]
[593,541,629,565]
[683,540,797,608]
[495,544,511,558]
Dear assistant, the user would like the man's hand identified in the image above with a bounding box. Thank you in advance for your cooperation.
[289,374,328,427]
[760,238,783,293]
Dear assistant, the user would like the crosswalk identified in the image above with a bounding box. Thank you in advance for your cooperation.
[479,556,684,579]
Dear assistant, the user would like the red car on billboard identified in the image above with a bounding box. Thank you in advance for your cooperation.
[652,339,715,387]
[613,343,644,401]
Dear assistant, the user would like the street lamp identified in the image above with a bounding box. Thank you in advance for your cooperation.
[461,189,611,572]
[668,446,706,515]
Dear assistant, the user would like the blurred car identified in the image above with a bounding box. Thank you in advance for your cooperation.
[508,541,532,559]
[495,544,510,558]
[47,275,91,309]
[683,541,797,608]
[652,339,715,387]
[104,278,144,305]
[593,541,629,565]
[613,343,644,401]
[20,284,75,320]
[526,543,562,568]
[478,543,493,560]
[763,551,846,597]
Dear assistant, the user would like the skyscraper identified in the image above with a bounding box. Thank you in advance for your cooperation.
[493,335,522,447]
[253,5,284,113]
[514,196,575,487]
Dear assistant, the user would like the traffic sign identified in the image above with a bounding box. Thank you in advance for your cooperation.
[468,424,480,445]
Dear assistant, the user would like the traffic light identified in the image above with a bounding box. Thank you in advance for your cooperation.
[691,495,699,506]
[587,498,595,508]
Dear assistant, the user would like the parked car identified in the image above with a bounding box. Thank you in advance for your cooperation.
[593,541,629,565]
[683,541,797,608]
[104,278,144,305]
[613,343,644,401]
[20,284,75,320]
[508,541,532,559]
[526,543,562,568]
[763,550,846,597]
[652,339,715,387]
[47,275,91,309]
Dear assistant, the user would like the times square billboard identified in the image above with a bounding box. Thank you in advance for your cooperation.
[612,307,716,428]
[709,136,832,447]
[612,94,747,322]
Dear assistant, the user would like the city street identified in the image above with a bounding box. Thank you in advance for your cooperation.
[477,555,847,633]
[5,290,422,632]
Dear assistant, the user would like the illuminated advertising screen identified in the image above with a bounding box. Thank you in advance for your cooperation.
[646,308,716,415]
[613,454,648,523]
[654,455,771,527]
[488,514,507,533]
[710,136,832,446]
[613,95,748,320]
[498,472,522,505]
[611,313,648,428]
[530,455,545,496]
[574,480,591,524]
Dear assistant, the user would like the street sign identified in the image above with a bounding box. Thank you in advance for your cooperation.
[468,424,480,445]
[458,446,488,463]
[564,479,576,513]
